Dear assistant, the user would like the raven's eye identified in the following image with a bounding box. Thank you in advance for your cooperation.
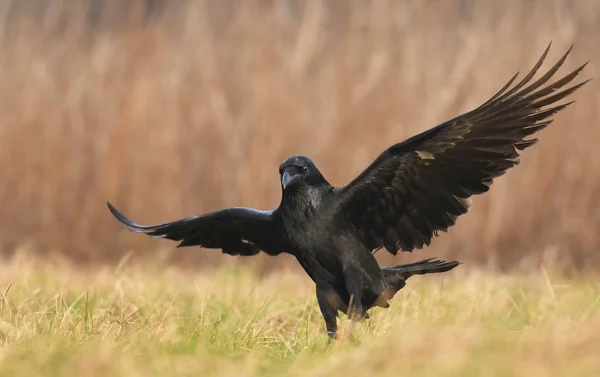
[302,166,308,173]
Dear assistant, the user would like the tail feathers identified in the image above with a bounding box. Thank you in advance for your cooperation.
[383,258,460,284]
[372,258,460,309]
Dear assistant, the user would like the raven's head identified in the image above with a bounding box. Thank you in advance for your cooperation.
[278,156,327,191]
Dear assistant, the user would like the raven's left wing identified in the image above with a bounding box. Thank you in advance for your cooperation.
[332,44,589,256]
[107,202,286,256]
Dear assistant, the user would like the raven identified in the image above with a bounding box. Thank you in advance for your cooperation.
[107,44,589,338]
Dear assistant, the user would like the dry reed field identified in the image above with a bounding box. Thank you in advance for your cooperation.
[1,1,600,375]
[0,0,599,271]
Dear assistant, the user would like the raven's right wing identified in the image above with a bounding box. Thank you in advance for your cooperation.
[107,202,287,256]
[332,44,589,256]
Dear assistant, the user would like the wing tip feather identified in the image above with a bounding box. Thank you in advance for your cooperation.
[106,201,149,233]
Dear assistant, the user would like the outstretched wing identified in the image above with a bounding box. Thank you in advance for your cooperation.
[334,43,590,255]
[107,202,286,256]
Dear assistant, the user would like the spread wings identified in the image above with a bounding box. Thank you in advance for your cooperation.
[334,43,590,255]
[107,202,286,256]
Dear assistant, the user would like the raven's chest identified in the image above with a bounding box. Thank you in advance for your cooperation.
[283,212,338,249]
[278,190,337,244]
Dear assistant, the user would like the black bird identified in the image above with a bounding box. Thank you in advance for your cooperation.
[107,44,589,338]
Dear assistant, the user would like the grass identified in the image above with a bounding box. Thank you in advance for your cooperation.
[0,257,598,376]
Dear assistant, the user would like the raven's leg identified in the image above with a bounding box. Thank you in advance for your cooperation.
[316,287,340,338]
[343,267,365,322]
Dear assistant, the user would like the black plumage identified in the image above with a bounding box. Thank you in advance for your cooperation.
[108,44,589,338]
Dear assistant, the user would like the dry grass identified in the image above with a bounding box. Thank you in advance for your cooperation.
[0,1,599,271]
[0,257,598,376]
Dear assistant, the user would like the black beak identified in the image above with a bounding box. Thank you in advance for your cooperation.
[281,171,294,189]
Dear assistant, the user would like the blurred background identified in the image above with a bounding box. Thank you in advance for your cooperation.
[0,0,598,273]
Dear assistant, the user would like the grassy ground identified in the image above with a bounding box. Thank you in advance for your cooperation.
[0,257,598,377]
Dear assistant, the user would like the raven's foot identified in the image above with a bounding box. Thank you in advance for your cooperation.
[316,286,341,341]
